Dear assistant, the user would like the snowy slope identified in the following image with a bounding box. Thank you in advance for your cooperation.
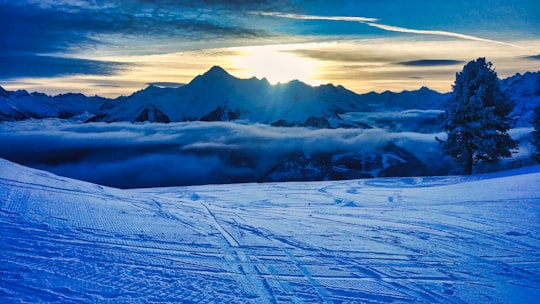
[1,158,539,303]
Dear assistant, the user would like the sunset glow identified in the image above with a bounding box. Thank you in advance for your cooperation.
[1,1,539,96]
[230,45,322,85]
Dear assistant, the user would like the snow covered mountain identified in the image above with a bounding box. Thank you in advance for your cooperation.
[89,66,376,126]
[0,87,106,121]
[501,71,540,127]
[95,67,537,128]
[1,67,538,129]
[1,157,539,302]
[87,66,454,127]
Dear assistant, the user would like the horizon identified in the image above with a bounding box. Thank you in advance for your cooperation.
[2,1,540,98]
[2,64,537,99]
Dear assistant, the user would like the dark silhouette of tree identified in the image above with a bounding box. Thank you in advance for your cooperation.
[532,103,540,162]
[440,58,517,174]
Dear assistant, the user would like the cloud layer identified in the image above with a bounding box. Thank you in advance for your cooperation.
[0,120,444,188]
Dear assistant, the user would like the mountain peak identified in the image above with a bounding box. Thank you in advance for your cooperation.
[204,66,231,77]
[0,86,8,98]
[188,66,237,86]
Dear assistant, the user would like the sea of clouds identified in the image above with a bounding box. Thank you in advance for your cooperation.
[0,119,532,188]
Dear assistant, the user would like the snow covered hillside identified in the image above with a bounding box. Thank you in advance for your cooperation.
[1,158,539,303]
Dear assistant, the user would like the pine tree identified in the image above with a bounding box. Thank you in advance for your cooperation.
[532,103,540,162]
[440,58,517,174]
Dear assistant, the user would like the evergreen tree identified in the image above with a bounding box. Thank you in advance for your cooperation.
[532,103,540,162]
[440,58,517,174]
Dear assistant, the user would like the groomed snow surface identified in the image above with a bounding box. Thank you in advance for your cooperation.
[1,158,539,303]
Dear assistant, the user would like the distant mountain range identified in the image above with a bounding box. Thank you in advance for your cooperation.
[1,67,539,185]
[2,66,538,128]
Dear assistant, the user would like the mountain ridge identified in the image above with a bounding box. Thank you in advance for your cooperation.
[1,67,539,128]
[1,68,539,186]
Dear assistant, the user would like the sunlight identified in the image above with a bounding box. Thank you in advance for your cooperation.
[230,45,322,85]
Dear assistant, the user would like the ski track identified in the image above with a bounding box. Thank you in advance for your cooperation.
[1,160,540,303]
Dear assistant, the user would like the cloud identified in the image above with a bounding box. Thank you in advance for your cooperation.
[147,82,186,88]
[259,11,535,54]
[0,120,444,188]
[288,49,400,63]
[2,1,270,45]
[1,0,283,80]
[1,2,88,55]
[340,110,443,133]
[0,54,125,78]
[256,11,378,23]
[4,1,284,42]
[525,55,540,60]
[397,60,464,67]
[365,22,532,52]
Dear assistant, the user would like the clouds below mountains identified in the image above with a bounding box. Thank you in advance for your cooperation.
[0,120,444,188]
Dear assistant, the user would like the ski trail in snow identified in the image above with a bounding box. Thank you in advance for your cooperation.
[198,201,240,247]
[197,199,276,303]
[2,159,540,303]
[282,247,332,302]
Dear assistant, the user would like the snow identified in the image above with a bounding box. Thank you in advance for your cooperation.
[1,158,539,303]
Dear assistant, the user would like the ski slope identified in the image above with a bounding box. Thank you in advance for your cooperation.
[1,158,539,303]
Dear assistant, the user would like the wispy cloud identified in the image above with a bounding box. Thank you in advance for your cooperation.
[287,49,400,63]
[147,82,186,88]
[365,22,533,53]
[1,54,125,78]
[258,11,536,54]
[257,11,378,23]
[398,59,464,67]
[525,55,540,60]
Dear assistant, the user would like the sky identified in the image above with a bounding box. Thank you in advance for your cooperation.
[1,0,539,97]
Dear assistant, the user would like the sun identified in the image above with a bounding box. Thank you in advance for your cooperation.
[230,45,322,85]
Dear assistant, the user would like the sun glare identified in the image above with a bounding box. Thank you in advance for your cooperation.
[230,45,322,85]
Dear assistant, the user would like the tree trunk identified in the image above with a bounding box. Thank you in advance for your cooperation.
[466,152,473,175]
[465,134,473,175]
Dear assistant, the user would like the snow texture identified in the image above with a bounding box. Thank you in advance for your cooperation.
[1,158,539,303]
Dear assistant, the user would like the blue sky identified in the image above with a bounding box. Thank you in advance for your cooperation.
[2,0,539,96]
